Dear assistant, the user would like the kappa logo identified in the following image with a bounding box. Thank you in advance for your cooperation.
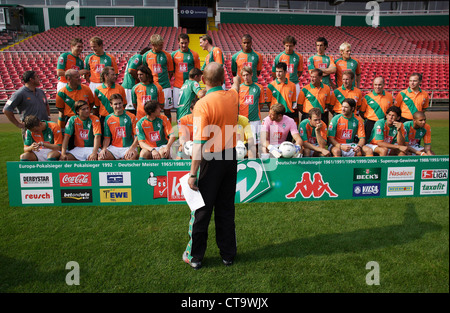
[286,172,338,199]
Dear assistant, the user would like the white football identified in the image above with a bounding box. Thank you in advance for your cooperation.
[183,140,194,156]
[279,141,296,158]
[236,140,247,160]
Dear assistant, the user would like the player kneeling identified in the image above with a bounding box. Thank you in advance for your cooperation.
[20,115,62,161]
[60,100,102,161]
[299,108,330,157]
[136,100,175,159]
[404,111,435,156]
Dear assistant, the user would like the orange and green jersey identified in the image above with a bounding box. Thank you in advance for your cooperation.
[307,54,336,86]
[142,49,174,89]
[231,50,263,83]
[330,85,365,114]
[335,57,361,87]
[403,121,431,146]
[239,82,265,121]
[24,121,62,147]
[266,78,297,113]
[131,82,165,121]
[272,51,304,84]
[369,118,406,145]
[171,49,200,88]
[94,83,127,117]
[57,52,84,83]
[56,84,95,117]
[104,111,137,148]
[121,53,143,89]
[362,90,394,122]
[298,118,328,145]
[328,113,365,144]
[395,88,429,120]
[136,115,173,148]
[202,47,224,70]
[297,82,331,114]
[177,79,202,120]
[193,86,239,152]
[178,113,193,141]
[84,52,118,83]
[64,114,101,147]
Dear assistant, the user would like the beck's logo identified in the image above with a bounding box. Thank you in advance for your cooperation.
[286,172,338,199]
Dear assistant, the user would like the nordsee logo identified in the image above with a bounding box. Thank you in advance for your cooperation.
[353,183,381,197]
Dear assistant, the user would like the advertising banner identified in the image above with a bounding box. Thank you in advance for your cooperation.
[7,155,449,207]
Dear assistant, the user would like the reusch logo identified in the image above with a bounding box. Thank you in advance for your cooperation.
[21,189,54,204]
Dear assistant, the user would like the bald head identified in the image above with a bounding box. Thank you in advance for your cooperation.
[203,62,224,87]
[413,111,426,120]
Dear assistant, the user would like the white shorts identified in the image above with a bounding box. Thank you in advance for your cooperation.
[249,120,262,144]
[32,148,53,161]
[124,89,134,110]
[329,143,357,157]
[89,82,102,96]
[172,87,181,109]
[106,146,137,160]
[163,88,174,110]
[56,82,67,93]
[307,144,319,157]
[68,147,100,161]
[409,144,424,155]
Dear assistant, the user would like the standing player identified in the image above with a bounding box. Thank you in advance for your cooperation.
[136,100,176,160]
[328,98,367,157]
[334,42,361,89]
[231,34,263,84]
[84,36,118,96]
[404,111,435,156]
[266,62,298,124]
[239,66,265,147]
[131,65,165,121]
[200,34,225,70]
[99,94,139,160]
[307,37,336,88]
[55,69,94,130]
[329,70,365,116]
[299,108,330,157]
[177,68,204,121]
[366,106,407,156]
[395,73,429,122]
[121,47,151,113]
[20,115,62,161]
[297,68,332,125]
[272,36,304,96]
[56,38,88,92]
[361,77,394,140]
[142,34,174,122]
[261,103,303,157]
[60,100,102,161]
[172,33,201,109]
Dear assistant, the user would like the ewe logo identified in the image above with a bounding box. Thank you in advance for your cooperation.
[100,188,132,203]
[235,160,270,203]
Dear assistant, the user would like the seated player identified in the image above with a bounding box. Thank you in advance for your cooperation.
[99,94,139,160]
[365,106,407,156]
[404,111,435,156]
[60,100,102,161]
[328,98,368,157]
[20,115,62,161]
[136,100,176,160]
[260,103,302,157]
[237,114,257,159]
[299,108,330,157]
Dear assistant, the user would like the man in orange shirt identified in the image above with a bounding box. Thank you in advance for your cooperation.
[330,70,365,116]
[200,34,225,89]
[94,66,127,122]
[183,62,240,270]
[299,108,330,157]
[266,62,298,124]
[55,69,94,130]
[56,38,89,92]
[85,36,118,96]
[297,68,332,125]
[231,34,262,83]
[172,33,200,109]
[361,76,394,139]
[307,37,336,87]
[334,42,361,89]
[395,73,429,122]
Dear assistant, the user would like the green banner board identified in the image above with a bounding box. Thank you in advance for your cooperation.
[6,156,449,207]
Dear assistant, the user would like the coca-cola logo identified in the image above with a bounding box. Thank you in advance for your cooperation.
[60,173,92,187]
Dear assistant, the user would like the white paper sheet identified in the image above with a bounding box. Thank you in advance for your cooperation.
[180,173,205,211]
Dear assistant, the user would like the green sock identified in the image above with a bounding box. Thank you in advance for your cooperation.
[48,157,58,161]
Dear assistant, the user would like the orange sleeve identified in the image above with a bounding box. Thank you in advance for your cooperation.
[166,51,174,72]
[157,84,165,105]
[92,115,102,135]
[424,124,431,145]
[194,51,200,69]
[257,52,263,71]
[357,117,366,139]
[423,93,430,109]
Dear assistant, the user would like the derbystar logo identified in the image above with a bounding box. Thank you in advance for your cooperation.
[60,173,91,187]
[420,181,448,195]
[20,173,53,188]
[286,172,338,199]
[387,167,415,181]
[353,183,381,197]
[21,189,54,204]
[421,169,448,180]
